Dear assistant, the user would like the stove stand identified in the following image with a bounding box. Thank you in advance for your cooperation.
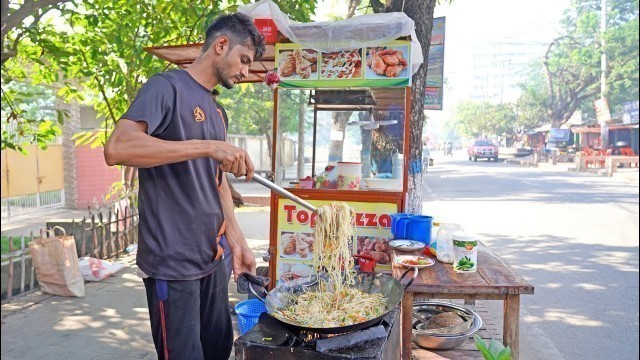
[234,307,400,360]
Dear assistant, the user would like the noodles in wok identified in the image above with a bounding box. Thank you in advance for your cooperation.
[276,202,387,327]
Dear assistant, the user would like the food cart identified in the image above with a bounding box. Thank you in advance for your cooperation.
[146,5,535,359]
[146,4,423,288]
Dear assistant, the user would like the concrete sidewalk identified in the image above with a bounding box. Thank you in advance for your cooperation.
[1,210,271,360]
[505,155,639,184]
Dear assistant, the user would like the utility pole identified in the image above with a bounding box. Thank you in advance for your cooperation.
[599,0,609,150]
[600,0,607,97]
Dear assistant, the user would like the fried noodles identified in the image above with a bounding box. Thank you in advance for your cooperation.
[276,202,387,327]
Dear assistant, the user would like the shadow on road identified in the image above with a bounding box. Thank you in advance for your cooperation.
[480,233,639,359]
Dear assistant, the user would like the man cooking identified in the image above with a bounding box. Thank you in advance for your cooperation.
[104,13,265,360]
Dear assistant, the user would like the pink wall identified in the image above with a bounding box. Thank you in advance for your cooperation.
[75,145,121,209]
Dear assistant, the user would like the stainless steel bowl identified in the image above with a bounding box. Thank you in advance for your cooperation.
[411,301,483,350]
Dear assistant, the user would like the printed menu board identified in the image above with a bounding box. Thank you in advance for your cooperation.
[276,41,411,88]
[275,199,397,286]
[424,17,446,110]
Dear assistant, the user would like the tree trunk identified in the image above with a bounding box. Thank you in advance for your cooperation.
[370,111,403,174]
[386,0,437,214]
[297,91,306,179]
[328,111,353,163]
[57,96,80,209]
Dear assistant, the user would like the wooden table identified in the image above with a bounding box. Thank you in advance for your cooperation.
[392,243,534,360]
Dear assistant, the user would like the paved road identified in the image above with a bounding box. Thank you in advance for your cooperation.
[2,152,638,359]
[424,151,639,360]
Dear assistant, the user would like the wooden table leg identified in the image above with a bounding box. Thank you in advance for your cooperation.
[401,291,413,360]
[503,294,520,360]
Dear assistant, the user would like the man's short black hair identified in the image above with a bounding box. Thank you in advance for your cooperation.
[202,13,266,61]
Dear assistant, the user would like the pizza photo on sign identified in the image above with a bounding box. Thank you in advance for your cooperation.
[278,48,318,80]
[320,48,363,80]
[365,45,409,79]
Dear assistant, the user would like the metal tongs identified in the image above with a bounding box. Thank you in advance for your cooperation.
[252,174,318,212]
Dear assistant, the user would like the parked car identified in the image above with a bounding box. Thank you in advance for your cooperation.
[467,139,499,162]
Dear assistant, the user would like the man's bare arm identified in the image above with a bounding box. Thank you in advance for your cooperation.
[104,119,254,179]
[219,175,256,279]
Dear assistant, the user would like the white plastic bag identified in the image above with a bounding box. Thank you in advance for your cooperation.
[78,257,125,281]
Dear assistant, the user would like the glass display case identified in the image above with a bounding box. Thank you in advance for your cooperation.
[271,87,409,194]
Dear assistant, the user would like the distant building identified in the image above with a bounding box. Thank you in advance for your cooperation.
[469,41,548,104]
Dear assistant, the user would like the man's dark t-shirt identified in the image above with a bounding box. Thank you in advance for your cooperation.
[121,69,228,280]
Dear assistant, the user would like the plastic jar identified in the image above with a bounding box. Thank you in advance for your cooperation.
[392,154,403,179]
[452,233,478,273]
[336,162,362,190]
[436,223,463,264]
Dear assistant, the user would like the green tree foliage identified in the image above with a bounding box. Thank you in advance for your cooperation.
[217,85,305,159]
[518,0,638,128]
[452,101,516,139]
[514,63,551,134]
[1,82,62,153]
[1,0,316,152]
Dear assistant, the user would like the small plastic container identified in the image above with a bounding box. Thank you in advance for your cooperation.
[235,299,267,335]
[336,162,362,190]
[353,254,377,272]
[299,178,314,189]
[392,154,403,179]
[436,223,463,264]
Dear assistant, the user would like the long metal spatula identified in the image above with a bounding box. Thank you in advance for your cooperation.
[251,174,318,213]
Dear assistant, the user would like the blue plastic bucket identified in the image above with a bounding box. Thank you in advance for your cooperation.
[390,213,411,238]
[406,215,433,246]
[235,299,267,335]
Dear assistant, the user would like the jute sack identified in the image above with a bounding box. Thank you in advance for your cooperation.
[29,227,85,297]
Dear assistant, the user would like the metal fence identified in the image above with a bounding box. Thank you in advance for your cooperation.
[1,196,138,301]
[1,120,62,146]
[1,190,65,219]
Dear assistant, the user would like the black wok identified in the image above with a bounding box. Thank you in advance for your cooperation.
[249,268,417,334]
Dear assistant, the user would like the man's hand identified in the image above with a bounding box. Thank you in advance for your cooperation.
[232,244,257,281]
[211,141,255,179]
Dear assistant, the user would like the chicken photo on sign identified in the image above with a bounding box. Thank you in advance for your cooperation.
[278,48,318,80]
[280,231,315,259]
[320,48,363,80]
[356,236,391,264]
[365,45,409,79]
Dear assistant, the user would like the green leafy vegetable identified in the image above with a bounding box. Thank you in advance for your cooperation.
[474,335,511,360]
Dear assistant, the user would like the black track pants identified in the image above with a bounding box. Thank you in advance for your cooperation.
[143,261,233,360]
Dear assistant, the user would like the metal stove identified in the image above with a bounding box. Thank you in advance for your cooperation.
[234,307,400,360]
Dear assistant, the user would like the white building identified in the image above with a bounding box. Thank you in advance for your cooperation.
[469,41,548,104]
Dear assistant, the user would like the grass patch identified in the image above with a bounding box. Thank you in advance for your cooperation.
[1,236,29,255]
